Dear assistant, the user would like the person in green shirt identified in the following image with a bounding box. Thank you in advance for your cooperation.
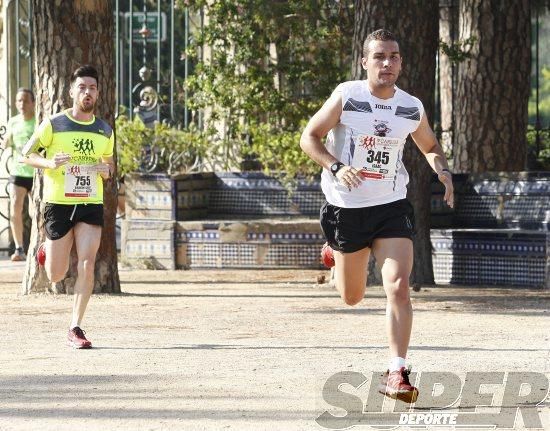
[22,65,114,349]
[0,88,36,261]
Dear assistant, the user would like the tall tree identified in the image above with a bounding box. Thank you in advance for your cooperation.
[438,0,459,160]
[22,0,119,294]
[352,0,439,286]
[453,0,531,172]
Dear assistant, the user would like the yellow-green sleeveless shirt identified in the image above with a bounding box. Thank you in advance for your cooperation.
[32,110,114,204]
[7,114,36,178]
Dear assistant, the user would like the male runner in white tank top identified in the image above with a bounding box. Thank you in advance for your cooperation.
[300,29,454,403]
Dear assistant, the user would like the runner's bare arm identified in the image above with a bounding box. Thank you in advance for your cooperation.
[300,92,343,170]
[20,135,43,157]
[23,152,71,169]
[410,114,449,173]
[300,92,363,188]
[411,113,454,208]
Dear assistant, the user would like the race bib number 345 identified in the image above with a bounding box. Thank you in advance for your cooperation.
[64,165,97,198]
[352,134,402,180]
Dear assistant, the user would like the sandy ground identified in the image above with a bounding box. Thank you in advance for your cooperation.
[0,261,549,431]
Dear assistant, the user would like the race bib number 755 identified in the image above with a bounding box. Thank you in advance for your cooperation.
[352,134,402,180]
[64,165,97,198]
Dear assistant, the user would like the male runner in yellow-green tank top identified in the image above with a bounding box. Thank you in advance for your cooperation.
[22,65,114,349]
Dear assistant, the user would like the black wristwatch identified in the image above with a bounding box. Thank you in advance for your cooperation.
[330,162,345,177]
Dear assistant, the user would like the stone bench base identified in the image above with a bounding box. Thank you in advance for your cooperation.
[122,221,549,288]
[122,218,326,270]
[121,172,549,287]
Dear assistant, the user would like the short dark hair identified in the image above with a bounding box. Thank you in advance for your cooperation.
[363,29,399,57]
[16,87,35,102]
[70,65,99,86]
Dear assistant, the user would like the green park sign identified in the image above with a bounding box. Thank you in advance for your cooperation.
[124,12,167,42]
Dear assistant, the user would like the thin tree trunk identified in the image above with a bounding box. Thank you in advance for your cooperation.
[453,0,530,172]
[439,0,458,161]
[22,0,119,294]
[353,0,439,286]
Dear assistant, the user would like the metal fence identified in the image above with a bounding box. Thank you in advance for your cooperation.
[116,0,188,127]
[0,124,13,255]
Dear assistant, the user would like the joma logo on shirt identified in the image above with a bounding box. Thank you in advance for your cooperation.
[375,104,392,110]
[73,138,95,156]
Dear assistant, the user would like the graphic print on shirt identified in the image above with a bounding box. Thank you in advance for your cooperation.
[395,106,421,121]
[74,138,95,156]
[373,120,392,137]
[345,131,358,166]
[343,98,372,113]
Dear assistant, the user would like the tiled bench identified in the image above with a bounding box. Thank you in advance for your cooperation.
[431,229,548,288]
[122,171,549,288]
[431,172,549,230]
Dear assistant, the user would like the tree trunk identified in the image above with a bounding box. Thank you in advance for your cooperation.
[439,0,458,161]
[353,0,439,286]
[22,0,119,294]
[453,0,530,172]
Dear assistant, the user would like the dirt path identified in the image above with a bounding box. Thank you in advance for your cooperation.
[0,266,548,430]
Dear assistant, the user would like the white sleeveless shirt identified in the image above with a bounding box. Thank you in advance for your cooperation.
[321,80,424,208]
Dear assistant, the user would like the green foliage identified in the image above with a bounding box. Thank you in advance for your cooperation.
[528,66,550,169]
[177,0,353,181]
[527,125,550,170]
[116,116,149,176]
[243,122,321,188]
[529,66,550,126]
[116,115,212,176]
[439,36,477,64]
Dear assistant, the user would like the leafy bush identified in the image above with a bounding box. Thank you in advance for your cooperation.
[116,115,212,176]
[526,125,550,170]
[244,122,321,188]
[528,66,550,127]
[175,0,352,184]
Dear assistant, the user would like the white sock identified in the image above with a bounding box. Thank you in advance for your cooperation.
[70,319,80,330]
[389,356,406,372]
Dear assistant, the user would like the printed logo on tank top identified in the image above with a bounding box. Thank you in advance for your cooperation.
[73,138,96,156]
[373,121,392,137]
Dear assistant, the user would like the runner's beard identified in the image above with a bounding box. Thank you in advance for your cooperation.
[79,99,95,113]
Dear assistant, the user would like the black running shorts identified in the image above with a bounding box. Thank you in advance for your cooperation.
[320,199,415,253]
[9,175,33,192]
[44,203,104,240]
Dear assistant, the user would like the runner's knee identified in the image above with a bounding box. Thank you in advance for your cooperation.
[47,267,67,283]
[339,283,365,306]
[343,293,363,306]
[77,258,95,279]
[384,276,410,305]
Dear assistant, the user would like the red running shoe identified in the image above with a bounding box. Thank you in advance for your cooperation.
[321,242,335,268]
[36,243,46,266]
[378,367,419,403]
[67,327,92,349]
